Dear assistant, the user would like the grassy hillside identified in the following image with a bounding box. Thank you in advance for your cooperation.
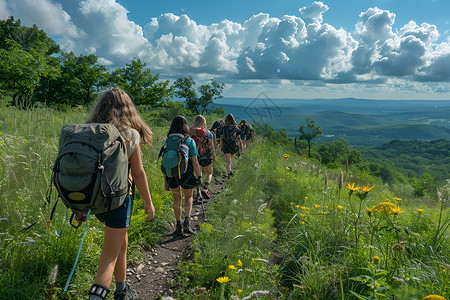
[1,105,449,299]
[176,139,450,299]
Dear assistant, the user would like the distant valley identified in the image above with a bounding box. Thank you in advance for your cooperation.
[213,97,450,146]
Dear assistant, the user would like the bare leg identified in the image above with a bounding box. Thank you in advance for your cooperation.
[172,186,182,221]
[183,188,193,217]
[113,231,128,283]
[93,226,129,288]
[203,164,213,184]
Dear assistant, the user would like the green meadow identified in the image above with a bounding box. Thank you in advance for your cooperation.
[0,104,449,299]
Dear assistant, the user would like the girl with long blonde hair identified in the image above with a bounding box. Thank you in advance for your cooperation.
[87,88,155,300]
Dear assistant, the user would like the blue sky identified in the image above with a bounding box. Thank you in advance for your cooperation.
[1,0,450,100]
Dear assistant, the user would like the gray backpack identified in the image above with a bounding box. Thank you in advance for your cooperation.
[51,123,130,215]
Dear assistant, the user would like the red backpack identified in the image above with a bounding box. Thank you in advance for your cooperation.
[192,127,208,156]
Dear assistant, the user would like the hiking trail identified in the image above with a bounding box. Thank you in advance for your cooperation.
[127,176,227,299]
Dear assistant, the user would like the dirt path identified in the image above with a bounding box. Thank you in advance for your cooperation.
[127,177,226,299]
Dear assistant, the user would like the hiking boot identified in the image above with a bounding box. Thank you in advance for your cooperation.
[183,221,195,235]
[201,188,211,200]
[114,283,138,300]
[174,222,183,236]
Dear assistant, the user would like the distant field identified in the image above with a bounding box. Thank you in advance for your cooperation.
[215,97,450,146]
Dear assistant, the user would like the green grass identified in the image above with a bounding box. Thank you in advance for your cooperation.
[176,140,449,299]
[0,105,449,299]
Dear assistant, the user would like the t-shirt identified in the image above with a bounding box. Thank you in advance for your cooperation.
[184,137,198,157]
[122,128,140,159]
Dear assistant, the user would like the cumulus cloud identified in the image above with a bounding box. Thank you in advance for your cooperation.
[3,0,80,37]
[2,0,450,88]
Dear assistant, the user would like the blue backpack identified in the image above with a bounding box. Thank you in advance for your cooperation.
[159,134,190,178]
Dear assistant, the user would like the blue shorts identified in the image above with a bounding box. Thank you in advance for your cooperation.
[95,195,133,228]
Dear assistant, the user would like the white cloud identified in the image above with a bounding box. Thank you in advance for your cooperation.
[0,0,11,20]
[2,0,450,96]
[5,0,80,37]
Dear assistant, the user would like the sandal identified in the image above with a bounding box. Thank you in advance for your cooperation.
[89,283,110,300]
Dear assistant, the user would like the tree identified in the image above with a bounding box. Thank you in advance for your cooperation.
[112,58,172,106]
[298,118,322,157]
[0,17,59,108]
[173,76,224,114]
[317,138,362,167]
[35,51,110,107]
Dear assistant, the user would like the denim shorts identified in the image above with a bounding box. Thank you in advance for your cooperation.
[95,195,133,228]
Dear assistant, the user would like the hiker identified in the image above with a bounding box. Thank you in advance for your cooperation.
[220,113,243,178]
[210,119,224,149]
[190,115,216,199]
[162,115,202,236]
[239,119,250,153]
[87,88,155,300]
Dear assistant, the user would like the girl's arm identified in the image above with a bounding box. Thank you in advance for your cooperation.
[129,144,155,221]
[191,156,202,179]
[208,138,216,163]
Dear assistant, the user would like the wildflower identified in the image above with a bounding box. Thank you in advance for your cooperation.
[373,256,380,264]
[305,197,308,200]
[391,206,404,215]
[290,202,293,205]
[337,205,343,210]
[417,209,424,215]
[301,221,305,224]
[371,201,397,213]
[315,204,321,208]
[296,205,300,208]
[280,143,284,146]
[362,185,375,192]
[229,265,236,270]
[238,289,242,294]
[347,183,361,191]
[366,207,373,217]
[237,260,243,266]
[216,276,230,283]
[423,296,446,300]
[283,154,289,159]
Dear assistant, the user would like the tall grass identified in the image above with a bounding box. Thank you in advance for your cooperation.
[0,106,174,299]
[177,139,449,299]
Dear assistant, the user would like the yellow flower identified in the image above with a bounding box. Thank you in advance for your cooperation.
[315,204,320,208]
[301,221,305,224]
[423,295,446,300]
[391,206,404,215]
[366,207,373,217]
[394,197,401,201]
[305,197,308,200]
[229,265,236,270]
[290,202,293,205]
[373,256,380,264]
[346,183,361,191]
[418,209,424,215]
[238,289,243,294]
[337,205,343,210]
[216,276,230,283]
[296,205,300,208]
[237,260,243,267]
[371,201,397,213]
[283,154,289,159]
[362,185,375,192]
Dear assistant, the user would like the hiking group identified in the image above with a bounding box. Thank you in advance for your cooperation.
[49,87,254,300]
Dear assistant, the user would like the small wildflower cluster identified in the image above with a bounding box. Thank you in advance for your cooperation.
[366,199,404,216]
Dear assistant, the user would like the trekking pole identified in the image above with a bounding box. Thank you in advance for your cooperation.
[196,184,206,222]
